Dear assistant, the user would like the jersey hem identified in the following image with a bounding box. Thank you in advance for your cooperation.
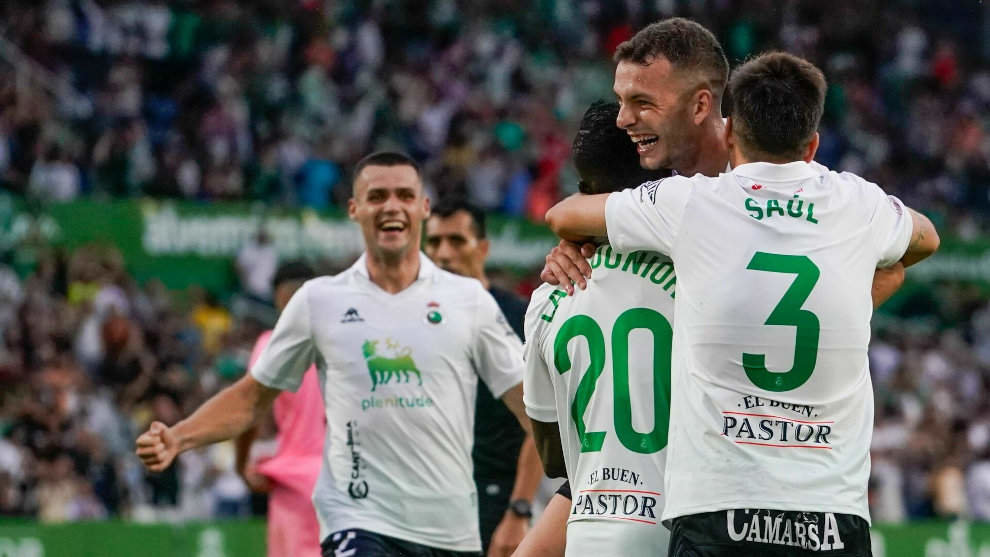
[524,406,557,422]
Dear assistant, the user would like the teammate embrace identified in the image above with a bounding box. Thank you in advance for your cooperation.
[133,15,940,557]
[521,18,938,557]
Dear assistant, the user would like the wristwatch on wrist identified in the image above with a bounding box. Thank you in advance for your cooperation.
[508,499,533,518]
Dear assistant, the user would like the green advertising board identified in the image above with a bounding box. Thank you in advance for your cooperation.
[0,520,989,556]
[0,195,984,293]
[0,196,557,292]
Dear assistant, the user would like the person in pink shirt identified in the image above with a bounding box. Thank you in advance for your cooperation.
[236,262,325,557]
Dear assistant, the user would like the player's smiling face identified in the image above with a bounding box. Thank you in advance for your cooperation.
[349,164,430,260]
[614,57,697,171]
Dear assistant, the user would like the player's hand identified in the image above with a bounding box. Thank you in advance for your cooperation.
[240,463,272,493]
[540,240,596,294]
[488,512,529,557]
[135,421,180,472]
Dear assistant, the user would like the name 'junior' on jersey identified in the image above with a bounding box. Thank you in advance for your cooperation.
[524,242,676,556]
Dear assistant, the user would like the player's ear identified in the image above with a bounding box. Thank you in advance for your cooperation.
[479,238,490,259]
[347,197,357,221]
[422,195,431,219]
[692,87,713,125]
[724,117,735,150]
[803,132,820,162]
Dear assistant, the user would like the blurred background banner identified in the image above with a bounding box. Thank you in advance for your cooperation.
[0,194,556,291]
[3,194,987,292]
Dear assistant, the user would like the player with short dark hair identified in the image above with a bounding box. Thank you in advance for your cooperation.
[727,52,826,162]
[521,99,674,557]
[138,152,532,557]
[545,50,939,556]
[353,151,422,184]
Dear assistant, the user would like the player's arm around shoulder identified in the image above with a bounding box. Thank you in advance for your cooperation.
[545,193,610,243]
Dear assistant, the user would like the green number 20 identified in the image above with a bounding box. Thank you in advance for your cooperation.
[553,308,672,454]
[743,252,821,392]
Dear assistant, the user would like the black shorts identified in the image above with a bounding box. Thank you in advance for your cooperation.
[321,529,481,557]
[555,480,571,499]
[669,509,871,557]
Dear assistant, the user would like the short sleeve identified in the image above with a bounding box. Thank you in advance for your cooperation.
[250,281,317,392]
[870,191,913,268]
[522,285,560,423]
[605,177,692,256]
[471,288,525,399]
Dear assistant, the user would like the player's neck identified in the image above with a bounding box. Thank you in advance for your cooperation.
[688,117,730,177]
[365,248,422,294]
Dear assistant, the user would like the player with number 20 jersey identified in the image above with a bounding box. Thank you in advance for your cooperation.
[524,242,675,556]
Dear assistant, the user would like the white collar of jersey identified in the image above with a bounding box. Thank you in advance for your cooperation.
[667,161,732,177]
[350,251,436,282]
[731,161,820,182]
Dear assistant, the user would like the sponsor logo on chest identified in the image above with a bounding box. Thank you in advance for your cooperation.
[358,338,436,412]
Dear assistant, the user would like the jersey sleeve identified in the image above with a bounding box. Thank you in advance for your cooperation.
[866,185,913,268]
[250,281,317,392]
[605,177,692,256]
[471,287,526,399]
[522,285,559,423]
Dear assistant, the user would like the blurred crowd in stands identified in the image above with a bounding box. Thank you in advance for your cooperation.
[0,0,988,524]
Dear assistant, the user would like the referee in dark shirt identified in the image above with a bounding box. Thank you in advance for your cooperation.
[425,199,543,556]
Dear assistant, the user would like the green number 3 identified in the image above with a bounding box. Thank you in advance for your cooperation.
[743,252,821,392]
[553,309,672,454]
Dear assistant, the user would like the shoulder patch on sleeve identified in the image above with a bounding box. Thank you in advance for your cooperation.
[637,178,668,204]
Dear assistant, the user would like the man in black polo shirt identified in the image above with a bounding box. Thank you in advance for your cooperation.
[425,199,543,556]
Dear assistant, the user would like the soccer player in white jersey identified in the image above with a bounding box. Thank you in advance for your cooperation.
[545,52,939,556]
[136,152,531,557]
[521,99,671,557]
[521,18,906,557]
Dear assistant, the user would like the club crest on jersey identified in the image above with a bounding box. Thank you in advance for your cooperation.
[362,338,422,391]
[425,301,443,324]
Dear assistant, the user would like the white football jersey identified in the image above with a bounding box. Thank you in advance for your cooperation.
[251,253,524,551]
[524,245,676,556]
[605,161,912,524]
